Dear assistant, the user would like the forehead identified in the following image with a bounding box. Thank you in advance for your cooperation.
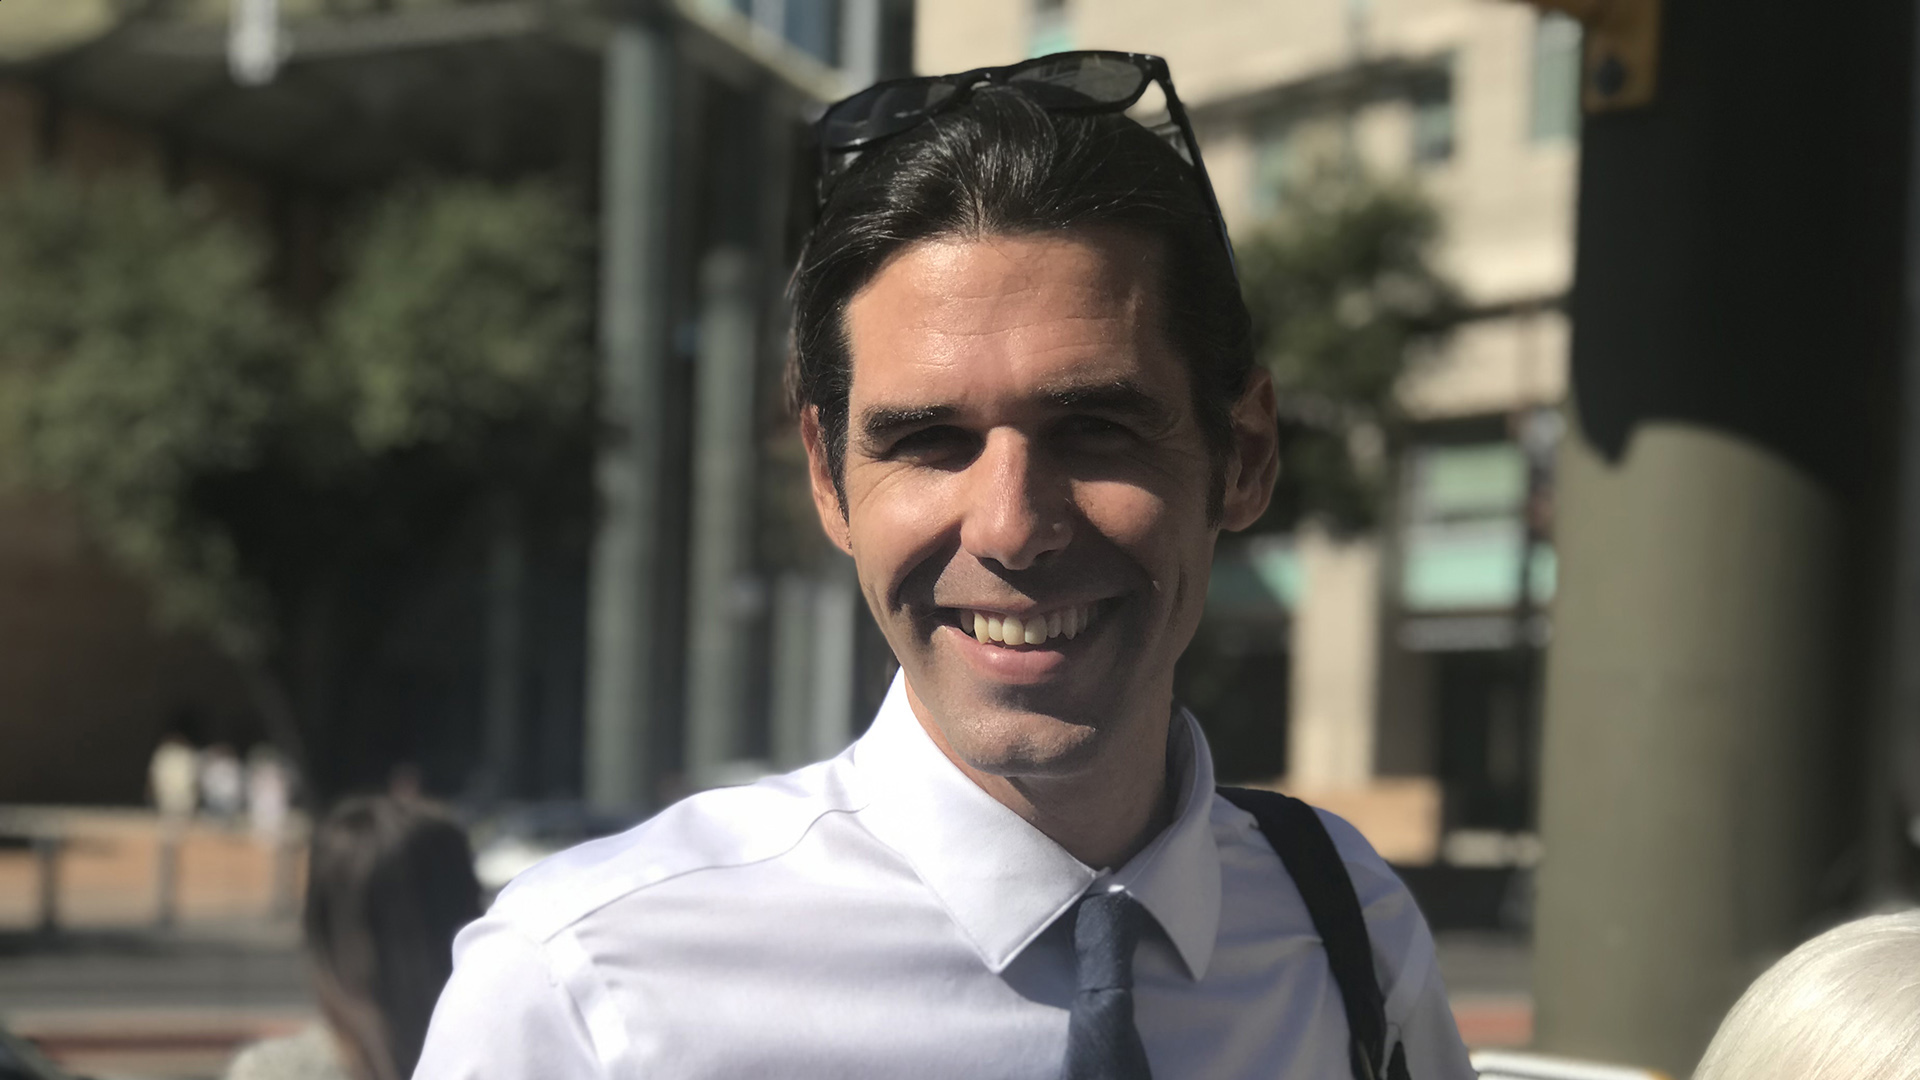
[840,229,1186,409]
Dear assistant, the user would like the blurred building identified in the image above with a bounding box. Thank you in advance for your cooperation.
[0,0,911,806]
[916,0,1581,873]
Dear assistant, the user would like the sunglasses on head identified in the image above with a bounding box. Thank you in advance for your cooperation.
[813,51,1237,274]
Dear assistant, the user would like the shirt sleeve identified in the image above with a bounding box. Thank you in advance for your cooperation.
[413,918,606,1080]
[1315,809,1478,1080]
[1392,957,1479,1080]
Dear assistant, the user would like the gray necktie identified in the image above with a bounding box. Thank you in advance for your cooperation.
[1060,891,1153,1080]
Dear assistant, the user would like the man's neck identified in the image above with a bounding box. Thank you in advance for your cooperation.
[913,697,1180,870]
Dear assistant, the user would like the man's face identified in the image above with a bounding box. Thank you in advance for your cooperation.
[803,228,1276,780]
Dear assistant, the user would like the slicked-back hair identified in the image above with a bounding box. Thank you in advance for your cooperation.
[788,86,1254,521]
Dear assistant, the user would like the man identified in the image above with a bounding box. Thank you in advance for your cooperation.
[416,52,1475,1080]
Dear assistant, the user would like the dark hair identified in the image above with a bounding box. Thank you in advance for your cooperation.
[303,796,481,1080]
[788,86,1254,520]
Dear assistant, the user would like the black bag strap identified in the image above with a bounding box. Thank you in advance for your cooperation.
[1217,786,1410,1080]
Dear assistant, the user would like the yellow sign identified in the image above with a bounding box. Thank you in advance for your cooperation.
[1514,0,1663,113]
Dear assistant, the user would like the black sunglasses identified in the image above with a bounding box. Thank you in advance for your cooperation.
[813,51,1236,274]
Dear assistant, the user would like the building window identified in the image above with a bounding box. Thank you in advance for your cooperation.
[1409,58,1455,166]
[784,0,841,66]
[1531,12,1582,142]
[1399,442,1554,613]
[1029,0,1072,58]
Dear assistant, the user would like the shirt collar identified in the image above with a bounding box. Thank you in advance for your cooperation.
[851,671,1222,981]
[1103,701,1222,980]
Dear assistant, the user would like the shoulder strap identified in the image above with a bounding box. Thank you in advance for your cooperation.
[1217,786,1407,1080]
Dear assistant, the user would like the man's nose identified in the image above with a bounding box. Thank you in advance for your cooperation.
[958,430,1072,571]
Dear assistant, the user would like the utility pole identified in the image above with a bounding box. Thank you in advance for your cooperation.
[1528,0,1912,1073]
[585,19,677,814]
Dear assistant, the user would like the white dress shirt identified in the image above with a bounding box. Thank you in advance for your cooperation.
[416,673,1476,1079]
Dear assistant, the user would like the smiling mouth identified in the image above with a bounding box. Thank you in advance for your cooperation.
[947,602,1103,648]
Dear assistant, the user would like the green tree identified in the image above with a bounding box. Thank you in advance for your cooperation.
[322,179,592,465]
[0,174,306,748]
[0,172,594,790]
[1238,166,1462,534]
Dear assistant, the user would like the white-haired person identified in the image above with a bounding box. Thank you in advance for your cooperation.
[1693,909,1920,1080]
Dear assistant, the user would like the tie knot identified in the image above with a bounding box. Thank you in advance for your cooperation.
[1073,891,1145,991]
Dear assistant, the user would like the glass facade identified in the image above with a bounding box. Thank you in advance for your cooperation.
[1028,0,1072,57]
[1400,442,1555,612]
[1409,57,1456,166]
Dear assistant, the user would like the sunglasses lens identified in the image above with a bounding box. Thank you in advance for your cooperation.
[1007,54,1148,110]
[820,79,961,148]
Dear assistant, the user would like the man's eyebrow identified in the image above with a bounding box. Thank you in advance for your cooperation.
[1042,380,1177,424]
[857,403,957,446]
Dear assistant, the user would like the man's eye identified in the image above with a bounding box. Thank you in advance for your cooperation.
[887,426,977,462]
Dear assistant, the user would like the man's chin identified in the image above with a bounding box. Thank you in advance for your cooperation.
[898,615,1146,771]
[906,675,1111,777]
[946,714,1109,780]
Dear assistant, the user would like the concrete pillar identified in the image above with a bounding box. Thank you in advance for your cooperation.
[768,561,861,769]
[1527,0,1911,1071]
[810,558,860,758]
[585,23,676,814]
[480,488,525,800]
[685,247,759,787]
[1532,422,1839,1070]
[1287,524,1380,790]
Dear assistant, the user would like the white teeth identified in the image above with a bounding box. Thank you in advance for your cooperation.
[965,602,1097,647]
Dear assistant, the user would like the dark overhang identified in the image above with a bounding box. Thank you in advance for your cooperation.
[0,0,840,190]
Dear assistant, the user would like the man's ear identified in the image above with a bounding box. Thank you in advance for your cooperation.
[800,405,853,555]
[1218,368,1281,533]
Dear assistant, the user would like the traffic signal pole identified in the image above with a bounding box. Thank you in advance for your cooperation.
[1529,0,1913,1072]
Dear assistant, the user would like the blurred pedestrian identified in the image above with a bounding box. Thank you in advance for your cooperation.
[226,796,480,1080]
[247,745,293,845]
[150,727,201,928]
[248,744,299,920]
[200,743,246,824]
[1692,910,1920,1080]
[148,732,199,823]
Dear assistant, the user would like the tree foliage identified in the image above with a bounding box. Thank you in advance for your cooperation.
[0,170,595,782]
[323,179,592,464]
[1238,166,1462,533]
[0,176,293,654]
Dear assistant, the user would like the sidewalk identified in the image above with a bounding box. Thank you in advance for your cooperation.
[0,806,313,1079]
[0,929,312,1080]
[1436,932,1534,1049]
